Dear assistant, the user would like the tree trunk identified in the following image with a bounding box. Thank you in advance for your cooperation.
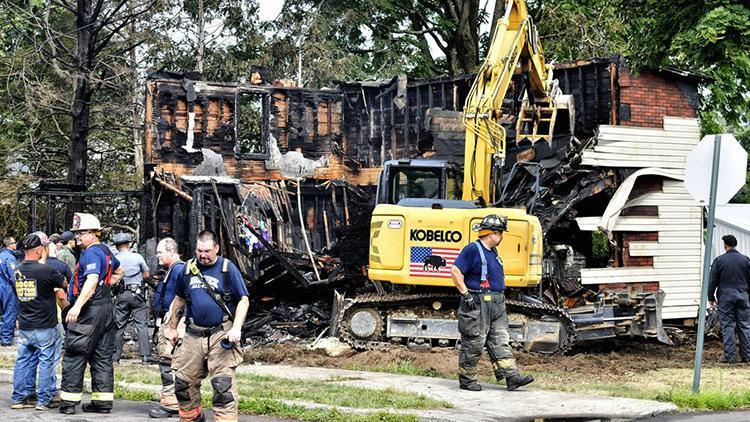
[196,0,204,73]
[445,0,480,75]
[67,0,94,189]
[129,1,143,182]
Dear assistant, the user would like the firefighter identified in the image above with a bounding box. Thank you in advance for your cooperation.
[59,213,125,415]
[708,234,750,363]
[450,214,534,392]
[149,237,185,419]
[111,232,154,365]
[165,230,249,422]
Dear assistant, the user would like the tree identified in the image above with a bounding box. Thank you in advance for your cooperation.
[624,0,750,126]
[528,0,629,62]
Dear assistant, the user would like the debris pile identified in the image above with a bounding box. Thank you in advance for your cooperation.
[243,301,331,346]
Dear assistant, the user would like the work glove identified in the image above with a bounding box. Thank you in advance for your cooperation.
[461,291,478,311]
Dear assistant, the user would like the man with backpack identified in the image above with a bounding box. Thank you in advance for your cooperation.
[164,230,249,422]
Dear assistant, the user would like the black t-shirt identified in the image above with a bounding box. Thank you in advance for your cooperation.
[15,260,65,330]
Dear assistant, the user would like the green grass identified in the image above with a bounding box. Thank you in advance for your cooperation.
[346,359,446,378]
[656,389,750,411]
[107,364,446,421]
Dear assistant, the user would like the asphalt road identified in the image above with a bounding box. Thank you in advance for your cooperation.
[0,382,289,422]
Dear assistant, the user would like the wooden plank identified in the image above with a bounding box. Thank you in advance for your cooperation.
[653,261,702,270]
[593,144,694,156]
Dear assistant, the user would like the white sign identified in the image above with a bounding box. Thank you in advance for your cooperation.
[684,134,747,205]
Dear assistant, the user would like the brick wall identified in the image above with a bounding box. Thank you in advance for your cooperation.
[623,232,658,267]
[618,68,697,128]
[604,282,660,293]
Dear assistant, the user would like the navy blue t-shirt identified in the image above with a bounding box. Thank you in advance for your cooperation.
[70,243,120,302]
[47,257,73,285]
[453,241,505,292]
[175,256,248,326]
[154,261,185,315]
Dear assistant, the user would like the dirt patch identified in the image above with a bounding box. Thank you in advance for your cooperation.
[244,338,730,382]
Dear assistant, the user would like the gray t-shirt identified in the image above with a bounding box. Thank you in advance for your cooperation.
[117,250,149,286]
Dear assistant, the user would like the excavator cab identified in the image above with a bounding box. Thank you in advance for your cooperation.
[375,159,462,205]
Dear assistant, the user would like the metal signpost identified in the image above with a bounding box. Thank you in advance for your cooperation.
[684,134,748,393]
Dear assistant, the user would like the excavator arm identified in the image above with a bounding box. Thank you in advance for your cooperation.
[461,0,561,204]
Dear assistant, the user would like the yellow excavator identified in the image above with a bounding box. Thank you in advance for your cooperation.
[336,0,663,353]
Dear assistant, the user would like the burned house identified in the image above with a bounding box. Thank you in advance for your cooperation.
[139,56,705,342]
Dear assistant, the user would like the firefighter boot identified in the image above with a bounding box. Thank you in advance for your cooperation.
[505,374,534,391]
[460,383,482,392]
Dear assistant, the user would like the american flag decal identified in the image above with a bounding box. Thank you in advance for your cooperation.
[410,246,460,278]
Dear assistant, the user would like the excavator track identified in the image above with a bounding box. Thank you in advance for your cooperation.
[337,292,577,354]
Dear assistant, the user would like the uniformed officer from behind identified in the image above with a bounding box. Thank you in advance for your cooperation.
[708,234,750,363]
[59,213,125,415]
[111,232,155,365]
[165,230,249,422]
[0,236,19,346]
[148,237,186,419]
[450,214,534,392]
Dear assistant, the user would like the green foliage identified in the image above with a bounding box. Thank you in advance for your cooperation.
[591,230,611,262]
[626,1,750,126]
[530,0,630,61]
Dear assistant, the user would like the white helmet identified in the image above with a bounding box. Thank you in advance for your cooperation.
[71,212,103,232]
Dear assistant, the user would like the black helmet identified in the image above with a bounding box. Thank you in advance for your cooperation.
[479,214,508,233]
[112,232,133,245]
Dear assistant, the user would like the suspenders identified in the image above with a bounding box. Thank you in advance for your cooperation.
[473,241,490,289]
[473,240,503,290]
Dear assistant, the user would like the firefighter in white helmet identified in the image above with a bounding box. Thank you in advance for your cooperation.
[59,213,124,415]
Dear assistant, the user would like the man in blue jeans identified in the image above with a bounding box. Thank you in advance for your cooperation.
[0,236,19,346]
[10,232,65,410]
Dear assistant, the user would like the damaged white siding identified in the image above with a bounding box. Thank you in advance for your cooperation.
[577,117,703,320]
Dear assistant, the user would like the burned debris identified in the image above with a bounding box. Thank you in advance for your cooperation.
[22,56,701,348]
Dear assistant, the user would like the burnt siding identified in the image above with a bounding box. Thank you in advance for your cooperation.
[554,60,614,139]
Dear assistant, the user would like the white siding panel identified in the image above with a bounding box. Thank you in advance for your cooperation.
[593,145,694,157]
[581,117,701,321]
[663,306,699,320]
[581,158,686,168]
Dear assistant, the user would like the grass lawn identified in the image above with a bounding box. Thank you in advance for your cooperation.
[349,357,750,411]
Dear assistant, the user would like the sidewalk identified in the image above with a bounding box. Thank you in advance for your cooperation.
[239,364,678,421]
[0,345,678,421]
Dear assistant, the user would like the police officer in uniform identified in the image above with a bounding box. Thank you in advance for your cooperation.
[0,236,19,346]
[451,214,534,392]
[708,234,750,363]
[149,237,186,419]
[111,232,154,365]
[165,230,249,422]
[59,213,124,415]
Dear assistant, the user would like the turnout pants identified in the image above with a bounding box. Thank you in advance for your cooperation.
[173,321,243,422]
[113,290,151,361]
[155,312,185,411]
[60,299,115,411]
[717,288,750,361]
[458,291,519,387]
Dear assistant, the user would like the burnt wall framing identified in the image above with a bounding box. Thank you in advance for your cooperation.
[24,189,145,240]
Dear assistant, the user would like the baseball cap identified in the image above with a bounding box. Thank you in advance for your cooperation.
[21,231,50,250]
[60,231,75,243]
